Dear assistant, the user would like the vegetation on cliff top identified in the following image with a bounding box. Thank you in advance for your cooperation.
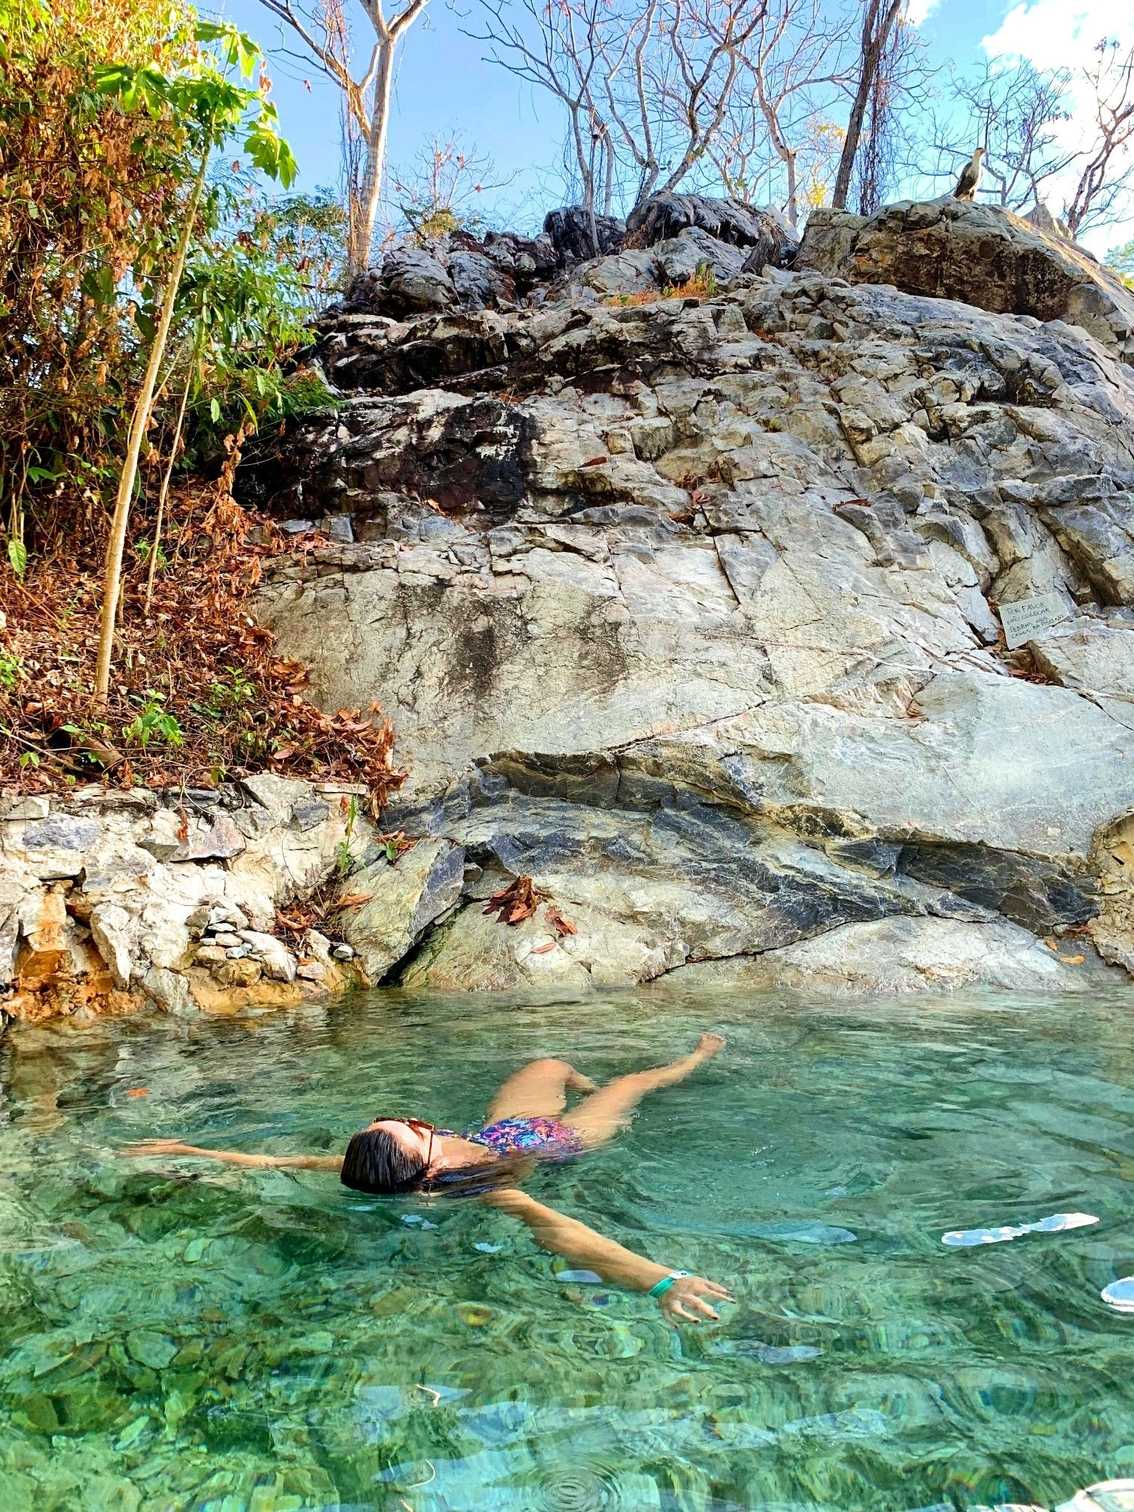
[0,0,403,811]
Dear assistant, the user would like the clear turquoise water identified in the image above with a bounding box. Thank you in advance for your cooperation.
[2,986,1134,1511]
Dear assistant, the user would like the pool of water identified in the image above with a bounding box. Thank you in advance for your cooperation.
[2,986,1134,1511]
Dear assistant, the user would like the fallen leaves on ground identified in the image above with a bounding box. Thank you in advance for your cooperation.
[546,905,577,937]
[483,875,546,926]
[0,456,406,813]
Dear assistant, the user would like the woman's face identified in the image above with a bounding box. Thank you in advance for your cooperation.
[368,1118,433,1163]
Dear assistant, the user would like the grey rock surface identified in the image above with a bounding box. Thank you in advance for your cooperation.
[338,837,465,981]
[797,198,1134,363]
[253,225,1134,995]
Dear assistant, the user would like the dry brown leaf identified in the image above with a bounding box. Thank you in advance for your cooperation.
[546,906,577,937]
[483,875,546,926]
[530,941,556,955]
[336,892,374,909]
[1043,936,1059,951]
[1059,953,1086,966]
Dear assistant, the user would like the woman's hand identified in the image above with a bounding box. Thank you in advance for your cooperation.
[696,1033,726,1058]
[119,1139,193,1157]
[658,1274,733,1323]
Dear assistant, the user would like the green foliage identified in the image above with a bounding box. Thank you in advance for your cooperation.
[335,795,360,878]
[0,0,303,563]
[1106,239,1134,289]
[0,650,23,690]
[122,691,184,750]
[134,538,169,572]
[249,189,347,312]
[197,667,257,720]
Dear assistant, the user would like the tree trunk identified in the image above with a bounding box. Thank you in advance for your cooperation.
[144,356,195,612]
[348,38,395,278]
[831,0,901,211]
[93,152,208,705]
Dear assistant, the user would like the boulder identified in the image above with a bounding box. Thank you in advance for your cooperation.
[358,246,455,318]
[338,838,464,980]
[542,206,625,265]
[653,227,748,286]
[796,198,1134,362]
[628,193,799,270]
[0,777,370,1022]
[667,917,1120,995]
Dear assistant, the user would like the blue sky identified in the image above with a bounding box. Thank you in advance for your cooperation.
[217,0,1133,255]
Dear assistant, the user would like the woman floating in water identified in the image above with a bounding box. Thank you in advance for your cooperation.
[124,1033,732,1324]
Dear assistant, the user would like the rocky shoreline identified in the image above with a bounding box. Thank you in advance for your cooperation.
[6,193,1134,1025]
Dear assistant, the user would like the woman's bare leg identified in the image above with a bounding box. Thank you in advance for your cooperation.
[563,1034,725,1147]
[486,1058,599,1122]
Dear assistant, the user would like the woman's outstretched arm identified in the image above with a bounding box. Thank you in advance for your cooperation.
[121,1139,343,1172]
[480,1187,731,1323]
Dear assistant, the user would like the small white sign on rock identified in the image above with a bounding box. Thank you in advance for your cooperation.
[998,592,1068,650]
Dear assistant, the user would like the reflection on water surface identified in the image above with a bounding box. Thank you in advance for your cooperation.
[2,985,1134,1510]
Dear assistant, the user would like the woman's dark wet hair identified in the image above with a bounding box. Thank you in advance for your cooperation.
[340,1127,429,1195]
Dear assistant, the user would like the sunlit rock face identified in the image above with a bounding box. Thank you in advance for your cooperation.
[797,197,1134,365]
[248,202,1134,995]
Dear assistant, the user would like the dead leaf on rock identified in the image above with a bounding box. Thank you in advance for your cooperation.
[484,875,546,926]
[1043,936,1059,951]
[530,941,556,955]
[336,892,374,910]
[1059,953,1085,966]
[546,906,577,937]
[580,455,608,468]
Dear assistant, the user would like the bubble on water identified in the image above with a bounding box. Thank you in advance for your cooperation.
[1101,1277,1134,1314]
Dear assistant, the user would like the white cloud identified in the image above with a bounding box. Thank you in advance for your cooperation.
[980,0,1134,255]
[905,0,943,29]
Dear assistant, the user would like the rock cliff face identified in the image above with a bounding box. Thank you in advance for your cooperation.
[249,200,1134,997]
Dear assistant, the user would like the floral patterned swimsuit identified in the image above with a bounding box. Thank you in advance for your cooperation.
[469,1115,584,1160]
[435,1115,583,1162]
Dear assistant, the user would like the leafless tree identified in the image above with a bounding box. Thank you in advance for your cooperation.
[1064,40,1134,235]
[254,0,431,275]
[852,7,932,213]
[468,0,770,246]
[388,134,515,236]
[706,0,852,226]
[917,59,1075,212]
[831,0,903,210]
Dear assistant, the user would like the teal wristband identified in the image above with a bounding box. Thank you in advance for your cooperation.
[648,1270,690,1299]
